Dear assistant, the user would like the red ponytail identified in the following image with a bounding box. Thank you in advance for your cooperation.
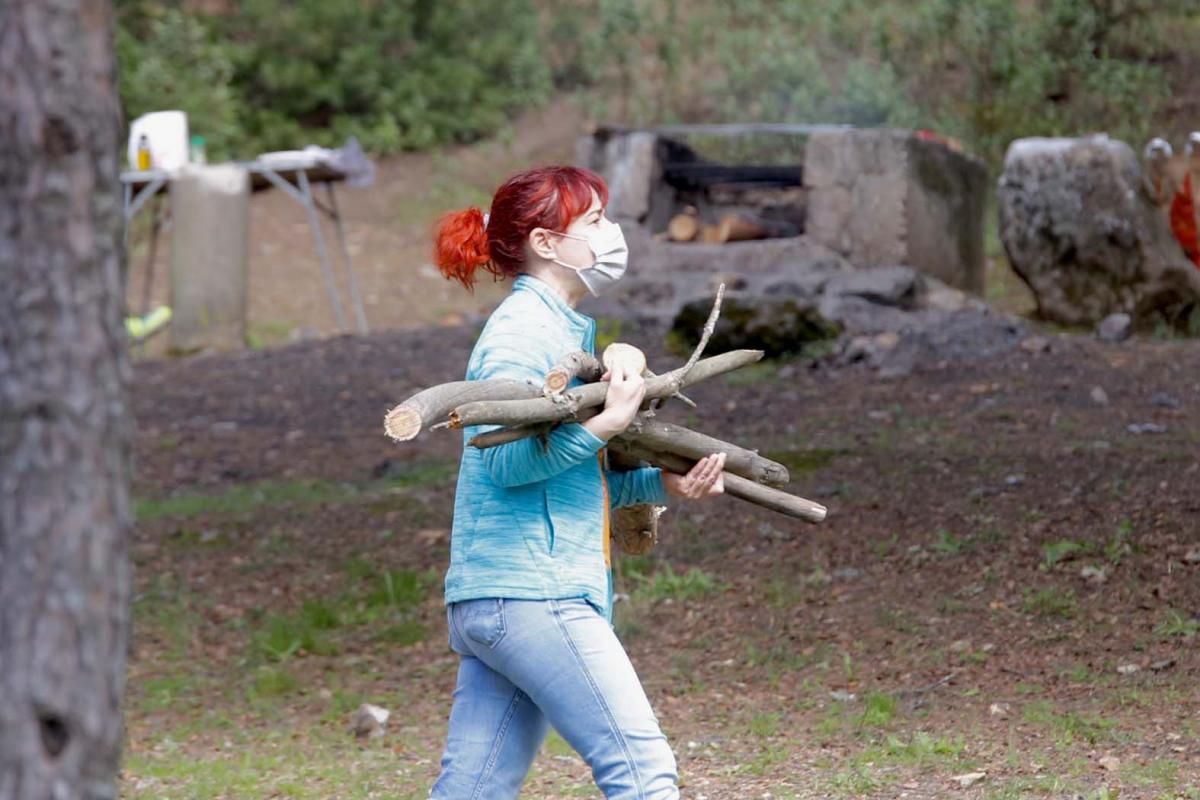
[432,166,609,291]
[434,207,493,290]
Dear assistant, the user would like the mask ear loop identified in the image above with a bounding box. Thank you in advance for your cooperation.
[545,229,594,273]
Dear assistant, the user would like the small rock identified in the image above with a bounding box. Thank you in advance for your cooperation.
[832,566,863,582]
[415,528,448,546]
[1116,663,1140,675]
[1020,335,1051,354]
[1005,474,1026,487]
[1080,565,1108,584]
[1089,386,1109,406]
[949,639,972,653]
[1150,658,1176,672]
[1099,755,1121,772]
[1127,422,1168,435]
[874,331,901,350]
[1150,392,1181,409]
[829,690,857,703]
[951,771,987,788]
[1097,313,1132,342]
[318,688,333,701]
[350,703,390,740]
[989,702,1011,718]
[1182,549,1200,564]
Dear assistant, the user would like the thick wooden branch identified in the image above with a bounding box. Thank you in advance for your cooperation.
[543,351,603,396]
[450,349,762,430]
[384,379,538,442]
[624,418,790,486]
[608,439,827,524]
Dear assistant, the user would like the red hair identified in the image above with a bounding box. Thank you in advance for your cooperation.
[434,166,609,290]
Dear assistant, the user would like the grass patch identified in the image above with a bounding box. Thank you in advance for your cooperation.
[826,764,881,796]
[747,711,781,738]
[1041,539,1090,570]
[762,447,843,475]
[136,464,454,522]
[1022,701,1118,745]
[860,693,898,728]
[137,674,205,713]
[133,576,205,662]
[1155,609,1199,639]
[719,361,779,387]
[737,741,789,776]
[252,611,339,661]
[628,563,722,603]
[248,665,300,700]
[857,731,966,769]
[931,528,969,556]
[1021,586,1077,619]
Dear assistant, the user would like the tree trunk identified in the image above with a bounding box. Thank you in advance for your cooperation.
[0,1,132,798]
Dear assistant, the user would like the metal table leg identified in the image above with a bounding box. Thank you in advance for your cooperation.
[324,183,369,334]
[257,166,349,332]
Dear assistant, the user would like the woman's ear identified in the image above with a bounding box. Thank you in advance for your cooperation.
[528,227,558,261]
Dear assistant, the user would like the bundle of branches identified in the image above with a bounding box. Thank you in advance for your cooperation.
[383,286,827,554]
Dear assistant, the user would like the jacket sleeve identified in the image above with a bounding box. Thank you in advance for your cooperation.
[470,327,606,488]
[605,466,669,508]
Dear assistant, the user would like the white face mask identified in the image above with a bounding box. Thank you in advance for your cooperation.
[550,219,629,296]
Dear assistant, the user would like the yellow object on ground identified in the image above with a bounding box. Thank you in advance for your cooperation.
[125,306,172,340]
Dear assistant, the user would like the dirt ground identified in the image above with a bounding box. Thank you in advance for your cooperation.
[117,98,1198,798]
[121,316,1200,799]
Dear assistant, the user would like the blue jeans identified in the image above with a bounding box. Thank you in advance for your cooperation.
[430,598,679,799]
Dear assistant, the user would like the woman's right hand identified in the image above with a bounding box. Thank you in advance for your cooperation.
[584,361,646,440]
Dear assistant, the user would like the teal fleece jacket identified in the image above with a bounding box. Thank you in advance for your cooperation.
[444,275,668,617]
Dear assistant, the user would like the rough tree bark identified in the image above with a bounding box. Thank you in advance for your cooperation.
[0,1,132,799]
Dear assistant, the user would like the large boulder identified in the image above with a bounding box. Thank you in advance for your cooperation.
[997,135,1200,330]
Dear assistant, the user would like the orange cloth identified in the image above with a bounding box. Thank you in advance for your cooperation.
[1169,173,1200,268]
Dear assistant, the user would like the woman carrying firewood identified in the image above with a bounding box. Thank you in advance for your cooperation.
[427,166,725,800]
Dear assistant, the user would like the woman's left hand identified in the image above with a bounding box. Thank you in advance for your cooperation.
[662,453,726,500]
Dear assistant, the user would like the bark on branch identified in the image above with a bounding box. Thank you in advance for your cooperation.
[543,351,603,396]
[384,379,538,441]
[450,349,762,430]
[624,418,789,486]
[607,439,827,524]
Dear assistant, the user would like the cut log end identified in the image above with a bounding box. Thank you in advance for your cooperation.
[383,405,422,442]
[544,367,571,395]
[602,343,647,376]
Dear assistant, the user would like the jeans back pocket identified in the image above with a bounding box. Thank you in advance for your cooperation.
[458,598,507,649]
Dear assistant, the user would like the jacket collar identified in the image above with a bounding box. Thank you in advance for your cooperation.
[513,274,592,336]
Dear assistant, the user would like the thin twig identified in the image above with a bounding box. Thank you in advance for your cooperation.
[677,282,726,389]
[653,283,725,410]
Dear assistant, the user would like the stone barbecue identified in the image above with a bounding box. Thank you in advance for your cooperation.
[575,124,988,322]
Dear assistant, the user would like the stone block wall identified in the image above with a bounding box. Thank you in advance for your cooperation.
[803,129,987,294]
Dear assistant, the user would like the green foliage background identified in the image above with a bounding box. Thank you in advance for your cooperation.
[116,0,1198,164]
